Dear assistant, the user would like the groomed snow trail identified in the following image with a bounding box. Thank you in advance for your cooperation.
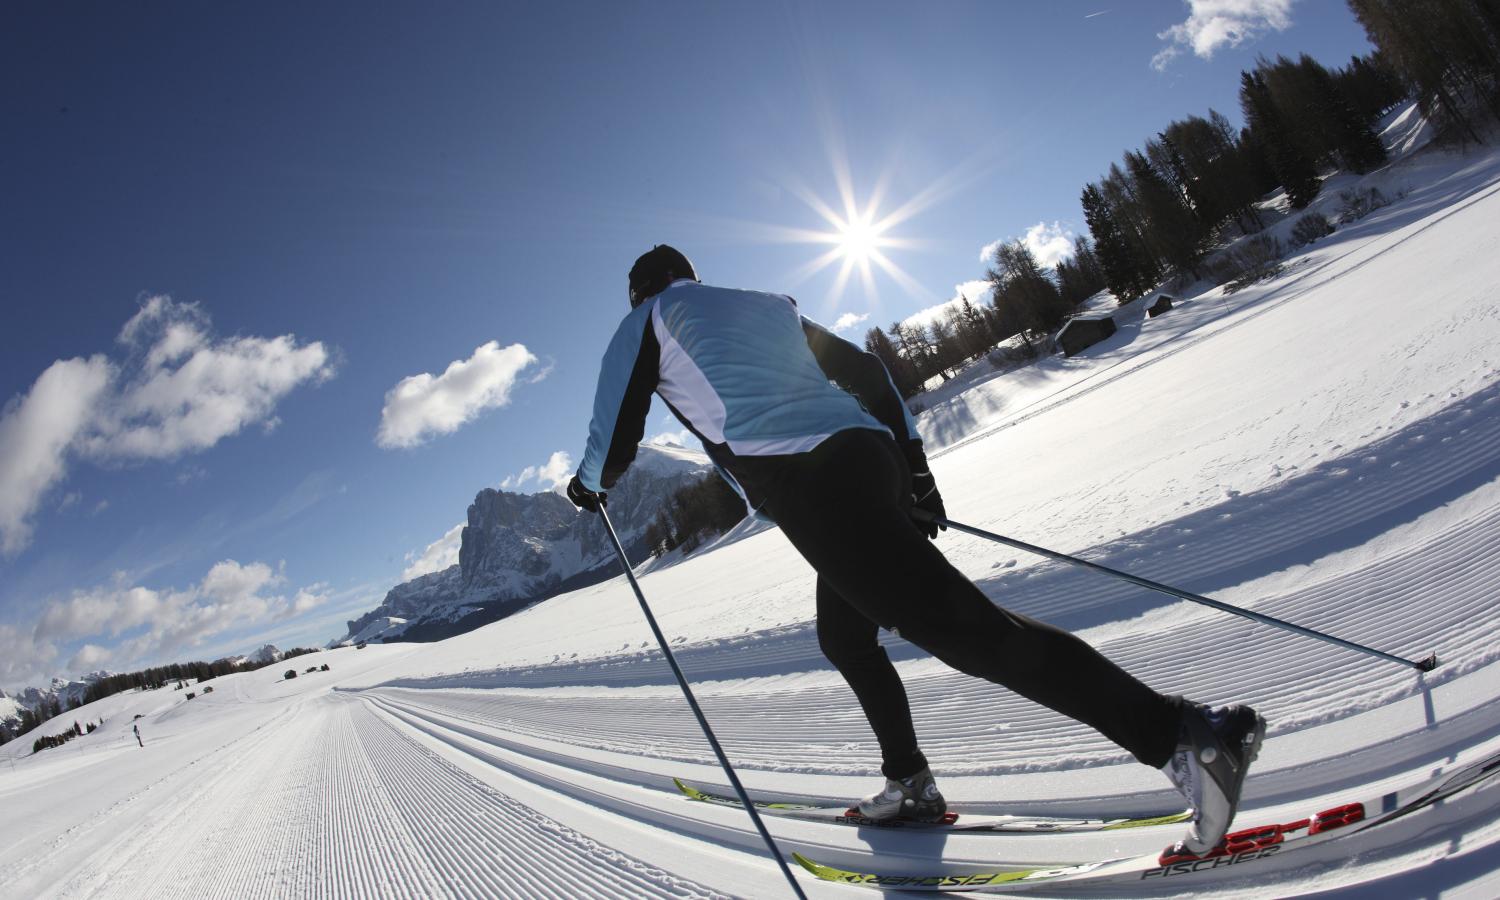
[43,695,727,900]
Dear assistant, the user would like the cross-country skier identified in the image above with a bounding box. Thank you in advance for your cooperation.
[566,245,1267,857]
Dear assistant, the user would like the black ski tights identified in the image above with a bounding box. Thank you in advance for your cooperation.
[757,428,1182,779]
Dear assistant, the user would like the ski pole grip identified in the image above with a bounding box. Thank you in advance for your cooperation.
[910,507,938,523]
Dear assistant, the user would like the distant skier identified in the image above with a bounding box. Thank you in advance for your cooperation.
[133,723,143,748]
[567,245,1267,857]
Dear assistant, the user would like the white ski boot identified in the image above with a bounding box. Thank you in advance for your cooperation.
[856,766,947,821]
[1163,702,1267,856]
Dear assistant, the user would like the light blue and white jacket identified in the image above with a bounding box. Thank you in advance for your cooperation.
[577,279,920,512]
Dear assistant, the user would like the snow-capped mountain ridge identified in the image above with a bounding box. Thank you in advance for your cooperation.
[337,443,712,645]
[0,672,112,736]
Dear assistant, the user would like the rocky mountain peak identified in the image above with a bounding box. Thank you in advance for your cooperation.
[336,442,714,645]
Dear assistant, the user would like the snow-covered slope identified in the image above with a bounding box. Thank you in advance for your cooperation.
[4,110,1499,898]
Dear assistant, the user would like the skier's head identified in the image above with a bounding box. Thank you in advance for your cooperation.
[628,244,697,308]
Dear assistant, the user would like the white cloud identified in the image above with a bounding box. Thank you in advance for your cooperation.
[401,522,465,581]
[831,312,870,333]
[29,560,326,676]
[982,225,1076,271]
[501,450,573,493]
[526,360,556,385]
[499,468,534,491]
[67,643,112,672]
[1022,221,1077,269]
[535,450,573,489]
[0,296,333,556]
[0,355,113,555]
[1153,0,1295,71]
[86,297,334,461]
[377,341,540,449]
[290,586,328,616]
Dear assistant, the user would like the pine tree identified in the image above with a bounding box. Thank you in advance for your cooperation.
[954,296,993,359]
[1346,0,1492,142]
[863,327,921,397]
[988,240,1067,341]
[1081,183,1150,302]
[1240,70,1322,208]
[887,320,939,388]
[1125,150,1205,279]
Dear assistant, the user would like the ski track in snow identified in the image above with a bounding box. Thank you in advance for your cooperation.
[42,695,725,900]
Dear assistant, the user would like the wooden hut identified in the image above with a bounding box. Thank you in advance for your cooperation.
[1056,316,1117,357]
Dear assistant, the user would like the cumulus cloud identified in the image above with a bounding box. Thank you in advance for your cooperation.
[1152,0,1295,71]
[67,643,112,672]
[831,312,870,333]
[401,522,465,581]
[28,560,329,677]
[500,450,573,493]
[1022,221,1077,269]
[377,341,541,449]
[0,356,113,555]
[981,224,1076,271]
[0,296,334,556]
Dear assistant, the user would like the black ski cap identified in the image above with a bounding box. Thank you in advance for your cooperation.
[629,244,697,308]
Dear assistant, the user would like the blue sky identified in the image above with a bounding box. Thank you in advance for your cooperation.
[0,0,1374,690]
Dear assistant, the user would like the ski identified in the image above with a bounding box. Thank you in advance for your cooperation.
[791,748,1500,891]
[673,777,1191,833]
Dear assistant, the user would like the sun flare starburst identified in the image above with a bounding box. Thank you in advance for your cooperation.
[835,213,884,262]
[692,139,997,321]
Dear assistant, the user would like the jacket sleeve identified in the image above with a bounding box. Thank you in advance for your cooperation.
[577,303,660,492]
[801,315,921,445]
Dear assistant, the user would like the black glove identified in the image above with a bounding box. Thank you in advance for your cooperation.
[909,470,947,539]
[899,439,946,539]
[566,475,606,513]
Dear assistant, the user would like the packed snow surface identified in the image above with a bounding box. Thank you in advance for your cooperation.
[3,112,1500,897]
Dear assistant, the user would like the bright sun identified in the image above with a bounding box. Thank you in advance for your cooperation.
[837,214,883,262]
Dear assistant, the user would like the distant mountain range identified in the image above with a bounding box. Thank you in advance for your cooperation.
[334,442,715,646]
[1,646,290,739]
[0,445,714,729]
[0,672,110,735]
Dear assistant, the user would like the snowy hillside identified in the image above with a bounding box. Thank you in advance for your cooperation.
[3,118,1499,898]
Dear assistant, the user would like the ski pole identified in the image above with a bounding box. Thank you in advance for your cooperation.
[915,511,1437,673]
[597,505,808,900]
